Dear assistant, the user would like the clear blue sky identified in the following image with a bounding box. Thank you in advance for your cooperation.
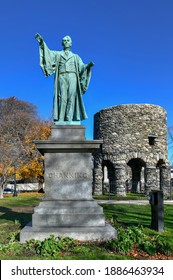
[0,0,173,160]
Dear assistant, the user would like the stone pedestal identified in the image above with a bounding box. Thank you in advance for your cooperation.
[20,125,117,243]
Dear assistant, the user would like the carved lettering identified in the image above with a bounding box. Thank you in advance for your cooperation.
[47,172,90,179]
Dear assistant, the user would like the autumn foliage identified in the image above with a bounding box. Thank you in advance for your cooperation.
[17,120,51,181]
[0,97,52,197]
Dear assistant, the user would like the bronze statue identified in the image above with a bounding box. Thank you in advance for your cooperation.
[35,34,94,124]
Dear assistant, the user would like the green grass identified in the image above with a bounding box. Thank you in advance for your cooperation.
[104,203,173,240]
[0,193,173,260]
[0,193,43,208]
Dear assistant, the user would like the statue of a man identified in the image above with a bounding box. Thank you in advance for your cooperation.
[35,34,94,123]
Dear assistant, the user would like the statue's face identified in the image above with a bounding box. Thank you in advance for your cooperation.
[62,36,72,48]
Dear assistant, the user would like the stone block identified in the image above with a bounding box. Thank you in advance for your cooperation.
[20,222,117,243]
[32,200,105,227]
[20,125,116,243]
[44,152,93,200]
[32,213,105,227]
[51,125,86,140]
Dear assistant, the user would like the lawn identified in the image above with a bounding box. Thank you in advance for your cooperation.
[0,192,173,260]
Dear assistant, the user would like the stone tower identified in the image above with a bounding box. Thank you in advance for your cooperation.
[93,104,170,196]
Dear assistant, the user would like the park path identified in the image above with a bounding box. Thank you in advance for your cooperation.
[96,199,173,205]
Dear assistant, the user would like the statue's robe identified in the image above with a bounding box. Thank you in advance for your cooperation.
[38,41,92,121]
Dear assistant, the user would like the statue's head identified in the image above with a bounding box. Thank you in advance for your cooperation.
[62,36,72,49]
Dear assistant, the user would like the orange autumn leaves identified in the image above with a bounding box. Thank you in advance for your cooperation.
[16,120,51,180]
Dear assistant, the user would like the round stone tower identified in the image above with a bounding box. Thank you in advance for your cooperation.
[93,104,170,196]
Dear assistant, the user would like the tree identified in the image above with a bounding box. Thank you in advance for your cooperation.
[16,120,51,186]
[0,97,51,198]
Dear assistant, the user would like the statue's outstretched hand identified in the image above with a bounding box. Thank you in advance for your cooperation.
[35,33,43,44]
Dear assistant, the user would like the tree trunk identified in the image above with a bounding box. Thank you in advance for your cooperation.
[0,185,4,199]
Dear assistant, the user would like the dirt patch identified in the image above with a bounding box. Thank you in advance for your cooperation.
[128,247,173,260]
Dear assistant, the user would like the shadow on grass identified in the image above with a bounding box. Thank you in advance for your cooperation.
[103,204,151,227]
[102,204,173,230]
[0,206,32,228]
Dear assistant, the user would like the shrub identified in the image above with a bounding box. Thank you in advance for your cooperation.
[106,225,170,255]
[0,231,22,256]
[25,235,78,258]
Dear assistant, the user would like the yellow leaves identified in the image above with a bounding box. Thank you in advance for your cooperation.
[7,166,15,175]
[17,157,44,179]
[0,162,15,177]
[16,120,52,180]
[0,118,52,182]
[24,120,51,144]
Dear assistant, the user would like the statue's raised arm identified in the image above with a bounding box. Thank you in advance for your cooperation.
[35,33,44,44]
[35,33,56,77]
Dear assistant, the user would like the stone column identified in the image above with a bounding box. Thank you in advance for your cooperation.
[93,151,103,195]
[140,167,145,193]
[145,165,157,194]
[114,164,126,196]
[102,166,109,193]
[160,167,171,195]
[103,166,109,183]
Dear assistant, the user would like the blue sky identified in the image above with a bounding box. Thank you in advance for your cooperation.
[0,0,173,160]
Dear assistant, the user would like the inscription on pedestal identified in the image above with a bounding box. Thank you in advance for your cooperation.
[44,152,93,200]
[47,172,90,179]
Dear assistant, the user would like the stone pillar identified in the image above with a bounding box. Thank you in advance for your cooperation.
[145,166,157,194]
[160,167,171,195]
[140,167,145,193]
[103,166,109,183]
[114,164,126,196]
[93,151,103,195]
[20,125,117,243]
[93,167,103,195]
[102,166,109,193]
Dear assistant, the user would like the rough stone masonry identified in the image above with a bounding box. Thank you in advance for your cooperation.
[93,104,170,196]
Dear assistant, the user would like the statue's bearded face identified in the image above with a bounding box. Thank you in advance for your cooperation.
[62,36,72,48]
